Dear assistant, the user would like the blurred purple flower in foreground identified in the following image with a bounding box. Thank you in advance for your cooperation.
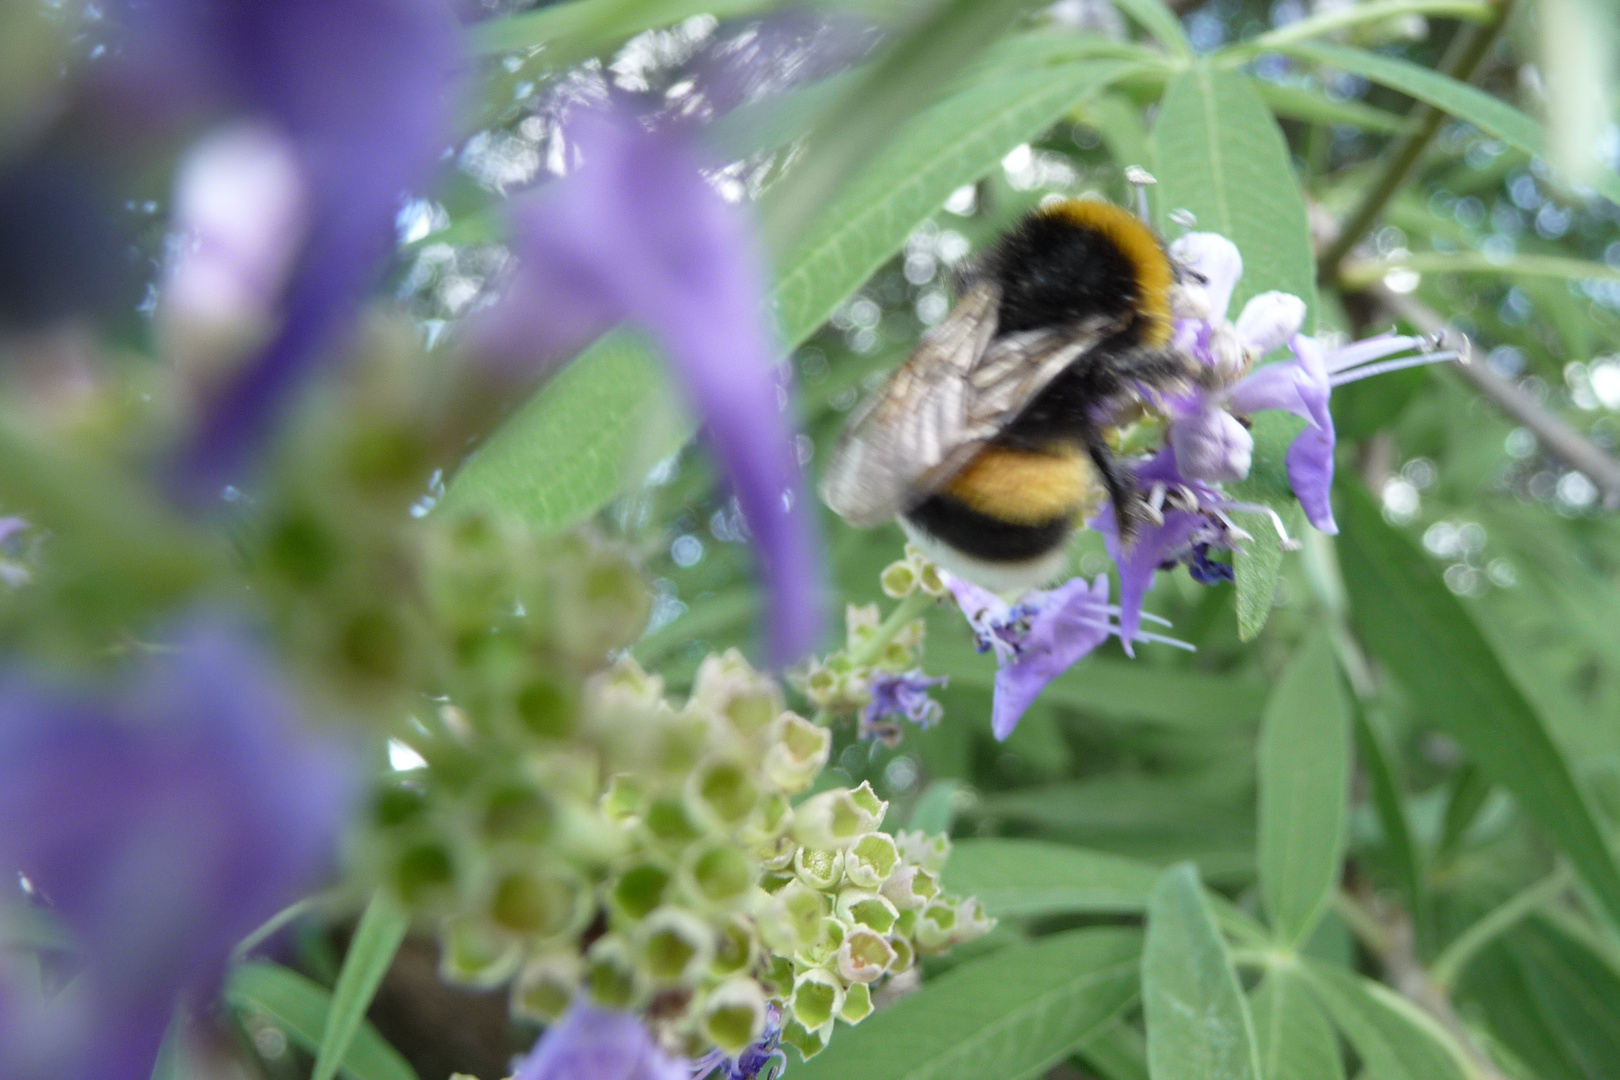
[516,1001,688,1080]
[476,104,824,664]
[133,0,461,496]
[944,572,1187,739]
[0,620,355,1080]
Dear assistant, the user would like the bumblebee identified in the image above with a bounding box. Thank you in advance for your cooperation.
[820,197,1195,592]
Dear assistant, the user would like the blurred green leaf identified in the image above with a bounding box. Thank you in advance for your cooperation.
[1301,960,1467,1080]
[1259,631,1352,947]
[946,838,1269,943]
[311,892,409,1080]
[907,778,961,833]
[792,927,1141,1080]
[1110,0,1194,58]
[776,57,1149,349]
[1251,966,1343,1080]
[1351,706,1426,928]
[1248,79,1415,135]
[1143,863,1263,1080]
[226,962,417,1080]
[1152,63,1318,640]
[1280,42,1620,209]
[466,0,766,57]
[1340,252,1620,289]
[1509,916,1620,1075]
[1076,1018,1151,1080]
[149,1016,190,1080]
[1337,480,1620,932]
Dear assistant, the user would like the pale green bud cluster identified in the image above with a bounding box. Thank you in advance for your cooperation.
[878,544,948,601]
[361,520,988,1062]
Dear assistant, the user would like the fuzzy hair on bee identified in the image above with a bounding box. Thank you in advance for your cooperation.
[819,196,1197,593]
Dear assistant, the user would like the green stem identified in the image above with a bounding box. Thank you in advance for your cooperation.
[1316,0,1519,280]
[1228,0,1491,58]
[1334,889,1394,956]
[848,589,936,670]
[1430,865,1573,987]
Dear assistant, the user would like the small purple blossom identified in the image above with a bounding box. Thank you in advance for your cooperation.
[0,618,356,1080]
[474,103,824,664]
[944,572,1187,740]
[861,669,947,744]
[517,1001,689,1080]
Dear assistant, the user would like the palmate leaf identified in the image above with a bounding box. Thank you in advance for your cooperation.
[1336,480,1620,933]
[1251,966,1343,1080]
[226,962,418,1080]
[443,58,1147,530]
[1150,63,1319,641]
[1143,863,1263,1080]
[792,927,1141,1080]
[1257,631,1352,947]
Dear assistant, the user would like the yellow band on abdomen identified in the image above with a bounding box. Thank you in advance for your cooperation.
[941,444,1099,525]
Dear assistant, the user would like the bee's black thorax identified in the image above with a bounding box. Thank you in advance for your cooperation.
[981,212,1145,338]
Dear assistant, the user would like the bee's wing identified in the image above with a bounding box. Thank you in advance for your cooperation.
[820,281,1116,526]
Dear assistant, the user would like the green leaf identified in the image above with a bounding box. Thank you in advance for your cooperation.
[1508,916,1620,1076]
[150,1015,191,1080]
[226,962,418,1080]
[791,927,1142,1080]
[1258,631,1352,947]
[1110,0,1195,58]
[1151,63,1318,641]
[907,778,961,833]
[775,58,1149,351]
[1076,1018,1151,1080]
[1336,480,1620,933]
[1279,41,1620,209]
[436,330,683,529]
[1143,863,1263,1080]
[1251,965,1342,1080]
[466,0,767,56]
[1300,960,1467,1080]
[1352,707,1426,930]
[311,892,410,1080]
[1247,78,1414,136]
[944,839,1269,944]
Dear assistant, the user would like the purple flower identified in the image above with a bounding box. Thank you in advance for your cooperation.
[0,618,356,1080]
[1165,232,1462,532]
[142,0,461,497]
[473,104,824,664]
[517,1001,688,1080]
[691,1003,785,1080]
[861,669,947,744]
[944,572,1187,740]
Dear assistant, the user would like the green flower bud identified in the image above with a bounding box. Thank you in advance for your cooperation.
[686,756,760,832]
[781,1016,827,1061]
[914,900,958,953]
[834,890,899,934]
[849,782,888,826]
[762,713,830,794]
[956,897,996,942]
[793,785,882,850]
[839,981,874,1025]
[680,842,756,911]
[894,908,917,938]
[843,833,899,889]
[643,794,704,845]
[845,604,881,647]
[512,950,583,1022]
[836,928,896,984]
[601,775,643,821]
[439,914,522,988]
[510,671,579,742]
[607,862,672,924]
[906,547,945,596]
[636,907,714,987]
[759,953,795,997]
[793,846,844,891]
[897,829,950,873]
[793,915,845,969]
[711,914,758,977]
[480,783,555,845]
[758,880,826,955]
[887,932,915,975]
[393,840,457,911]
[585,934,642,1009]
[879,560,917,598]
[789,968,845,1032]
[880,864,939,911]
[700,977,767,1056]
[690,649,783,741]
[488,867,591,942]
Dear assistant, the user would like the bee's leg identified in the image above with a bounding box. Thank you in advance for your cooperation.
[1104,346,1199,390]
[1082,425,1144,542]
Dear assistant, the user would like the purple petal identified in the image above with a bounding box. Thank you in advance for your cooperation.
[1228,359,1329,430]
[1169,232,1242,323]
[1233,291,1305,356]
[1093,495,1202,651]
[1286,412,1338,534]
[485,105,825,664]
[1169,404,1253,484]
[517,1002,689,1080]
[0,618,357,1080]
[991,577,1112,740]
[171,0,460,498]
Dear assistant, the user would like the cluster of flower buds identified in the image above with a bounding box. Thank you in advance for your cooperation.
[793,546,952,745]
[361,519,988,1064]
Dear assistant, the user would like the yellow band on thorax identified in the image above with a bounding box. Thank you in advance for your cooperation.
[1040,199,1174,347]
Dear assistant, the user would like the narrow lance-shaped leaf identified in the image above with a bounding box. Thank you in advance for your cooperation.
[1337,480,1620,932]
[792,928,1142,1080]
[311,892,410,1080]
[1151,62,1319,640]
[1143,863,1264,1080]
[1258,630,1352,947]
[1301,960,1467,1080]
[226,962,418,1080]
[1251,965,1343,1080]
